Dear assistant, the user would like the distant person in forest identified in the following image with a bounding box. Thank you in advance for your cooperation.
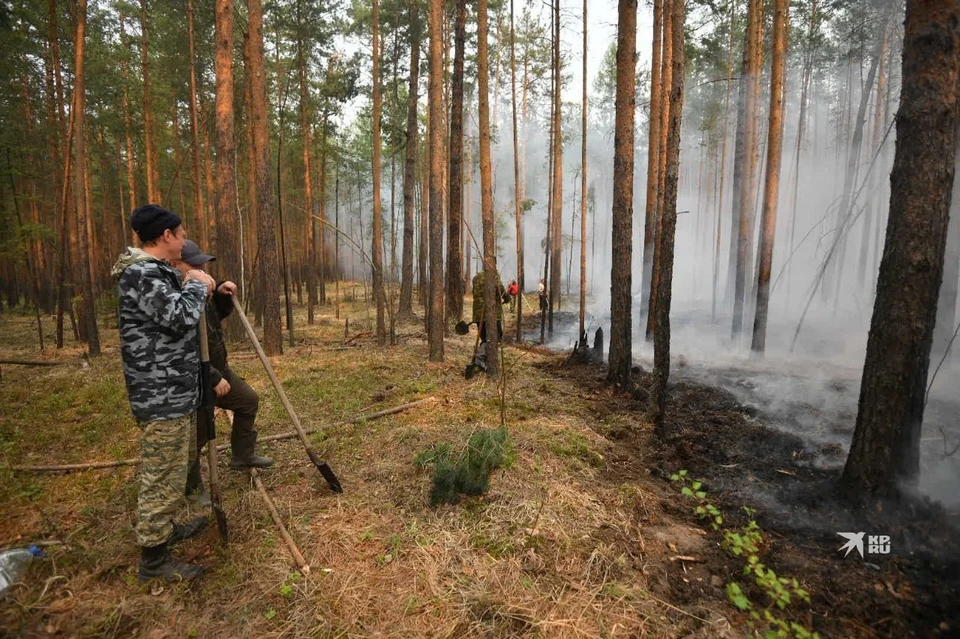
[538,278,547,314]
[507,280,519,312]
[112,204,214,583]
[470,269,511,374]
[171,241,274,484]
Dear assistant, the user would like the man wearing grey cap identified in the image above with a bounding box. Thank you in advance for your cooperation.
[111,204,216,582]
[172,240,274,480]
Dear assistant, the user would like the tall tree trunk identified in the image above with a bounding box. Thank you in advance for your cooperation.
[606,0,638,388]
[641,0,663,322]
[478,0,499,378]
[371,0,387,344]
[118,10,137,234]
[399,0,421,317]
[646,0,673,341]
[510,0,524,342]
[751,0,788,353]
[318,112,329,305]
[651,0,685,429]
[187,0,210,250]
[214,0,242,341]
[72,0,99,356]
[419,131,429,307]
[578,0,588,346]
[139,0,160,204]
[297,4,316,324]
[730,0,763,338]
[445,0,466,323]
[248,0,282,354]
[842,0,960,495]
[548,0,563,333]
[427,0,445,360]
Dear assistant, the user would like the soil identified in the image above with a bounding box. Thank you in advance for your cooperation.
[539,356,960,639]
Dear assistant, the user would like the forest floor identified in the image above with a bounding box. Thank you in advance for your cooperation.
[0,289,957,638]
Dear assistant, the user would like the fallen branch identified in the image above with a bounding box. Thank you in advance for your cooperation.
[9,398,433,473]
[8,459,139,472]
[0,359,69,367]
[250,467,310,574]
[344,331,372,345]
[668,555,706,563]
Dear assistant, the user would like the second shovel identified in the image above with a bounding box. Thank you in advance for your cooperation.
[231,297,343,493]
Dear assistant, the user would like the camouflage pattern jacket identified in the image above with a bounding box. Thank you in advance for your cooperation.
[471,270,506,324]
[111,248,208,422]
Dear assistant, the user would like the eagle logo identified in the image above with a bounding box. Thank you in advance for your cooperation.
[837,532,865,558]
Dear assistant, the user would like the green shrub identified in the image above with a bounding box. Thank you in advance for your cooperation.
[418,427,515,506]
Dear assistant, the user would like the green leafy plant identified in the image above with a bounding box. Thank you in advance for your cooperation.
[671,470,819,639]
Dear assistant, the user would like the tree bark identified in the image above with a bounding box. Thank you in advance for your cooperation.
[606,0,637,388]
[72,0,99,356]
[578,0,588,346]
[478,0,499,378]
[446,0,466,323]
[646,0,672,341]
[651,0,685,429]
[730,0,762,337]
[511,0,524,342]
[399,0,421,318]
[248,0,282,354]
[641,0,663,322]
[297,2,316,325]
[842,0,960,495]
[548,0,563,333]
[427,0,445,360]
[751,0,788,353]
[118,10,137,234]
[371,0,387,345]
[214,0,243,341]
[139,0,160,204]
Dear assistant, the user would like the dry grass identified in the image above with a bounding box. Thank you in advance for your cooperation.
[0,290,732,638]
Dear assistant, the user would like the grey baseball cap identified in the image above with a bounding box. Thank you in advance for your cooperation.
[180,240,216,266]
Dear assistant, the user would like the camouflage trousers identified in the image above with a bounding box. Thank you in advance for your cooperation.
[135,413,196,547]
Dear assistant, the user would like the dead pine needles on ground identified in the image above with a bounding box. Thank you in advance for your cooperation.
[0,295,735,637]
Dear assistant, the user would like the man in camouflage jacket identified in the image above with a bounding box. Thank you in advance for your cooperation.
[112,204,216,583]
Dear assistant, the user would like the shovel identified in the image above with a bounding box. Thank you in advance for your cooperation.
[198,312,229,544]
[231,297,343,493]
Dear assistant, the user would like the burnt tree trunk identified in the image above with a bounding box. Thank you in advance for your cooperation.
[371,0,387,344]
[640,0,663,322]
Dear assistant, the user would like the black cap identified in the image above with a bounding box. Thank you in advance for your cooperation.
[180,240,216,267]
[130,204,182,242]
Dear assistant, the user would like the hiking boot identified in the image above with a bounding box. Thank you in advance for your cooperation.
[137,542,203,583]
[229,430,273,470]
[229,453,274,470]
[167,517,209,546]
[185,460,211,507]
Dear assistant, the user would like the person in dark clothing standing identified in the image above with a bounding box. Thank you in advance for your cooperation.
[112,205,215,583]
[172,241,273,478]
